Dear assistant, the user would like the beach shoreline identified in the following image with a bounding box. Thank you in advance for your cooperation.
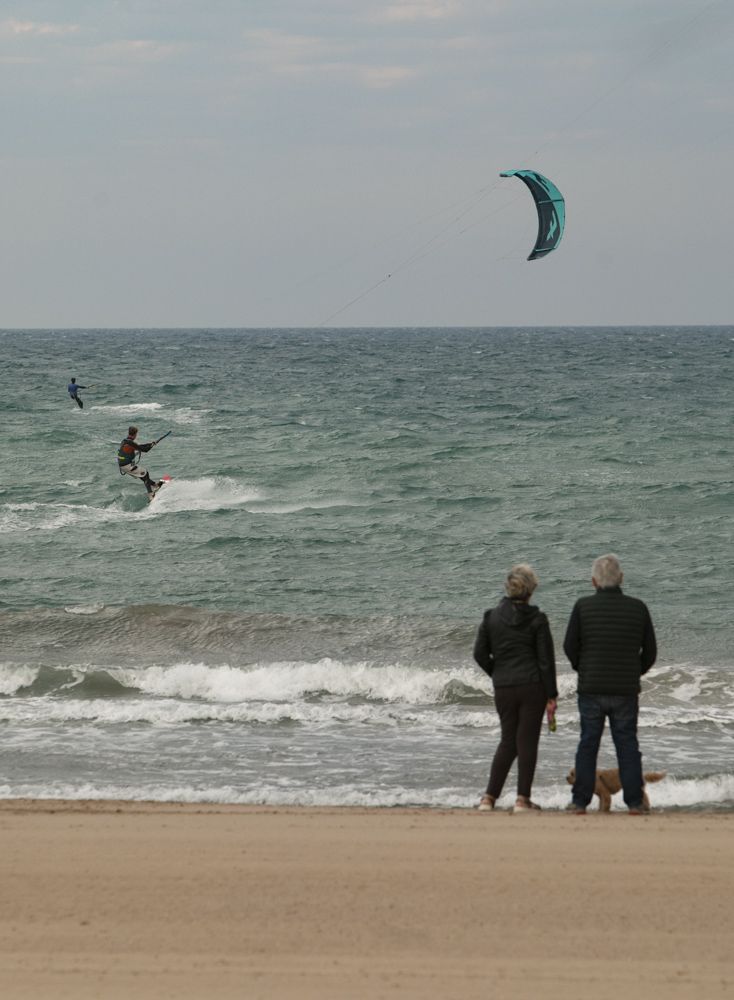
[1,801,732,999]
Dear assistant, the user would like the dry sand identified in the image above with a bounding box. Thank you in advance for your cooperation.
[0,800,732,999]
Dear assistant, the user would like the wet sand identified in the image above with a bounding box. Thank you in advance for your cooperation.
[0,800,732,999]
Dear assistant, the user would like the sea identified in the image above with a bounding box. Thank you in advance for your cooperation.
[1,326,733,811]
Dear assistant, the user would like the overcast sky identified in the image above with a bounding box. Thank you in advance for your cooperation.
[1,0,732,328]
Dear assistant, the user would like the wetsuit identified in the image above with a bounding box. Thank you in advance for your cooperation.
[117,437,160,494]
[68,382,87,409]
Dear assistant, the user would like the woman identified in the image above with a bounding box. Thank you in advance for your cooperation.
[472,564,558,812]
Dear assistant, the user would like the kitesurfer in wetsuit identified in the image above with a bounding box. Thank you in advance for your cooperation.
[68,378,88,409]
[117,425,163,497]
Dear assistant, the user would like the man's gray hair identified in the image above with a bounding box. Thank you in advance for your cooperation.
[504,563,539,600]
[592,553,623,588]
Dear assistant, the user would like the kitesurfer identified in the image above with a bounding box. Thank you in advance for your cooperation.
[117,425,163,497]
[67,378,88,409]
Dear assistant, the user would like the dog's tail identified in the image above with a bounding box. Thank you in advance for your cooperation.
[643,771,666,784]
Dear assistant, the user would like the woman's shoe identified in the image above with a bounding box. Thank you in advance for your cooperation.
[477,794,496,811]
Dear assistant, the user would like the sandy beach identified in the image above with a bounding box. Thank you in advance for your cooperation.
[0,802,732,999]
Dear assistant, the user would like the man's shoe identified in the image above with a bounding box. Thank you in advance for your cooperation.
[565,801,586,815]
[513,797,541,813]
[628,803,651,815]
[477,794,495,811]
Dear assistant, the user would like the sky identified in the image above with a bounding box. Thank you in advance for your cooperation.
[1,0,733,328]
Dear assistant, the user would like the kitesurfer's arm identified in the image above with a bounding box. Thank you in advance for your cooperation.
[137,441,155,453]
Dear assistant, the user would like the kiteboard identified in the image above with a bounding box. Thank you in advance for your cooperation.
[148,474,172,503]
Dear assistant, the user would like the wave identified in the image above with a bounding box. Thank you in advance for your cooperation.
[0,477,260,532]
[0,500,127,533]
[245,498,365,515]
[0,604,480,668]
[2,606,733,711]
[168,407,210,425]
[1,656,732,734]
[0,659,490,707]
[90,402,209,425]
[90,403,163,414]
[0,695,488,729]
[148,477,261,514]
[0,772,732,810]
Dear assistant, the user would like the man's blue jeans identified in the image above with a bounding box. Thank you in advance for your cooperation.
[573,693,644,809]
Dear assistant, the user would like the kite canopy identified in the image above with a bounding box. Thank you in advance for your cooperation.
[500,169,565,261]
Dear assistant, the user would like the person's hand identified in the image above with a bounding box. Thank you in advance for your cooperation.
[546,698,557,711]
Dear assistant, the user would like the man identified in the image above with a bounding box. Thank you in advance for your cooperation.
[564,553,657,815]
[117,426,163,498]
[67,377,88,409]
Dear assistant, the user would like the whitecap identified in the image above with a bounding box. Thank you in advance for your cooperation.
[146,477,262,515]
[169,407,210,425]
[0,664,39,696]
[0,773,731,810]
[91,403,163,414]
[247,498,363,514]
[105,659,486,707]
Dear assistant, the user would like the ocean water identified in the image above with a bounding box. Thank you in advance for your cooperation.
[1,326,733,810]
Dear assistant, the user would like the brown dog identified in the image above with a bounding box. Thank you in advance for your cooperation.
[566,767,666,811]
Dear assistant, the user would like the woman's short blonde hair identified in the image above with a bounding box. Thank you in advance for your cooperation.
[504,563,539,600]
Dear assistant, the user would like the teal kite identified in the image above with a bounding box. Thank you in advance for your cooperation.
[500,169,565,260]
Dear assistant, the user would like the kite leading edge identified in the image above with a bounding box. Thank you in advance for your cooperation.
[500,169,565,261]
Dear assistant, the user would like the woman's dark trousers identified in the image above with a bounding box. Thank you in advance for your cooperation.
[487,681,547,800]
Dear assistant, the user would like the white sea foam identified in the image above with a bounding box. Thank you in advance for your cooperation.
[0,509,27,533]
[91,403,206,424]
[91,403,163,414]
[116,659,484,704]
[0,774,732,810]
[490,773,734,812]
[0,697,449,728]
[0,500,127,533]
[0,658,482,704]
[247,498,363,514]
[146,477,262,515]
[0,665,38,696]
[671,678,704,701]
[0,479,265,530]
[169,407,210,425]
[0,780,478,808]
[64,603,105,615]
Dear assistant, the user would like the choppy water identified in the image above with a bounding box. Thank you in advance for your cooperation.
[1,327,733,809]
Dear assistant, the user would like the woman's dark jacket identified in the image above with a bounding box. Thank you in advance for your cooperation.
[473,597,558,699]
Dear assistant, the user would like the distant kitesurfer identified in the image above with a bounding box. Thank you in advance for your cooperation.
[67,378,88,409]
[117,426,164,498]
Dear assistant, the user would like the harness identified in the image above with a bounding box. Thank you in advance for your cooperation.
[117,437,140,471]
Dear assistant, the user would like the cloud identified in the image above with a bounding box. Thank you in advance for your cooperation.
[243,28,344,74]
[241,29,417,89]
[0,18,80,38]
[372,1,462,23]
[360,65,417,88]
[88,40,184,64]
